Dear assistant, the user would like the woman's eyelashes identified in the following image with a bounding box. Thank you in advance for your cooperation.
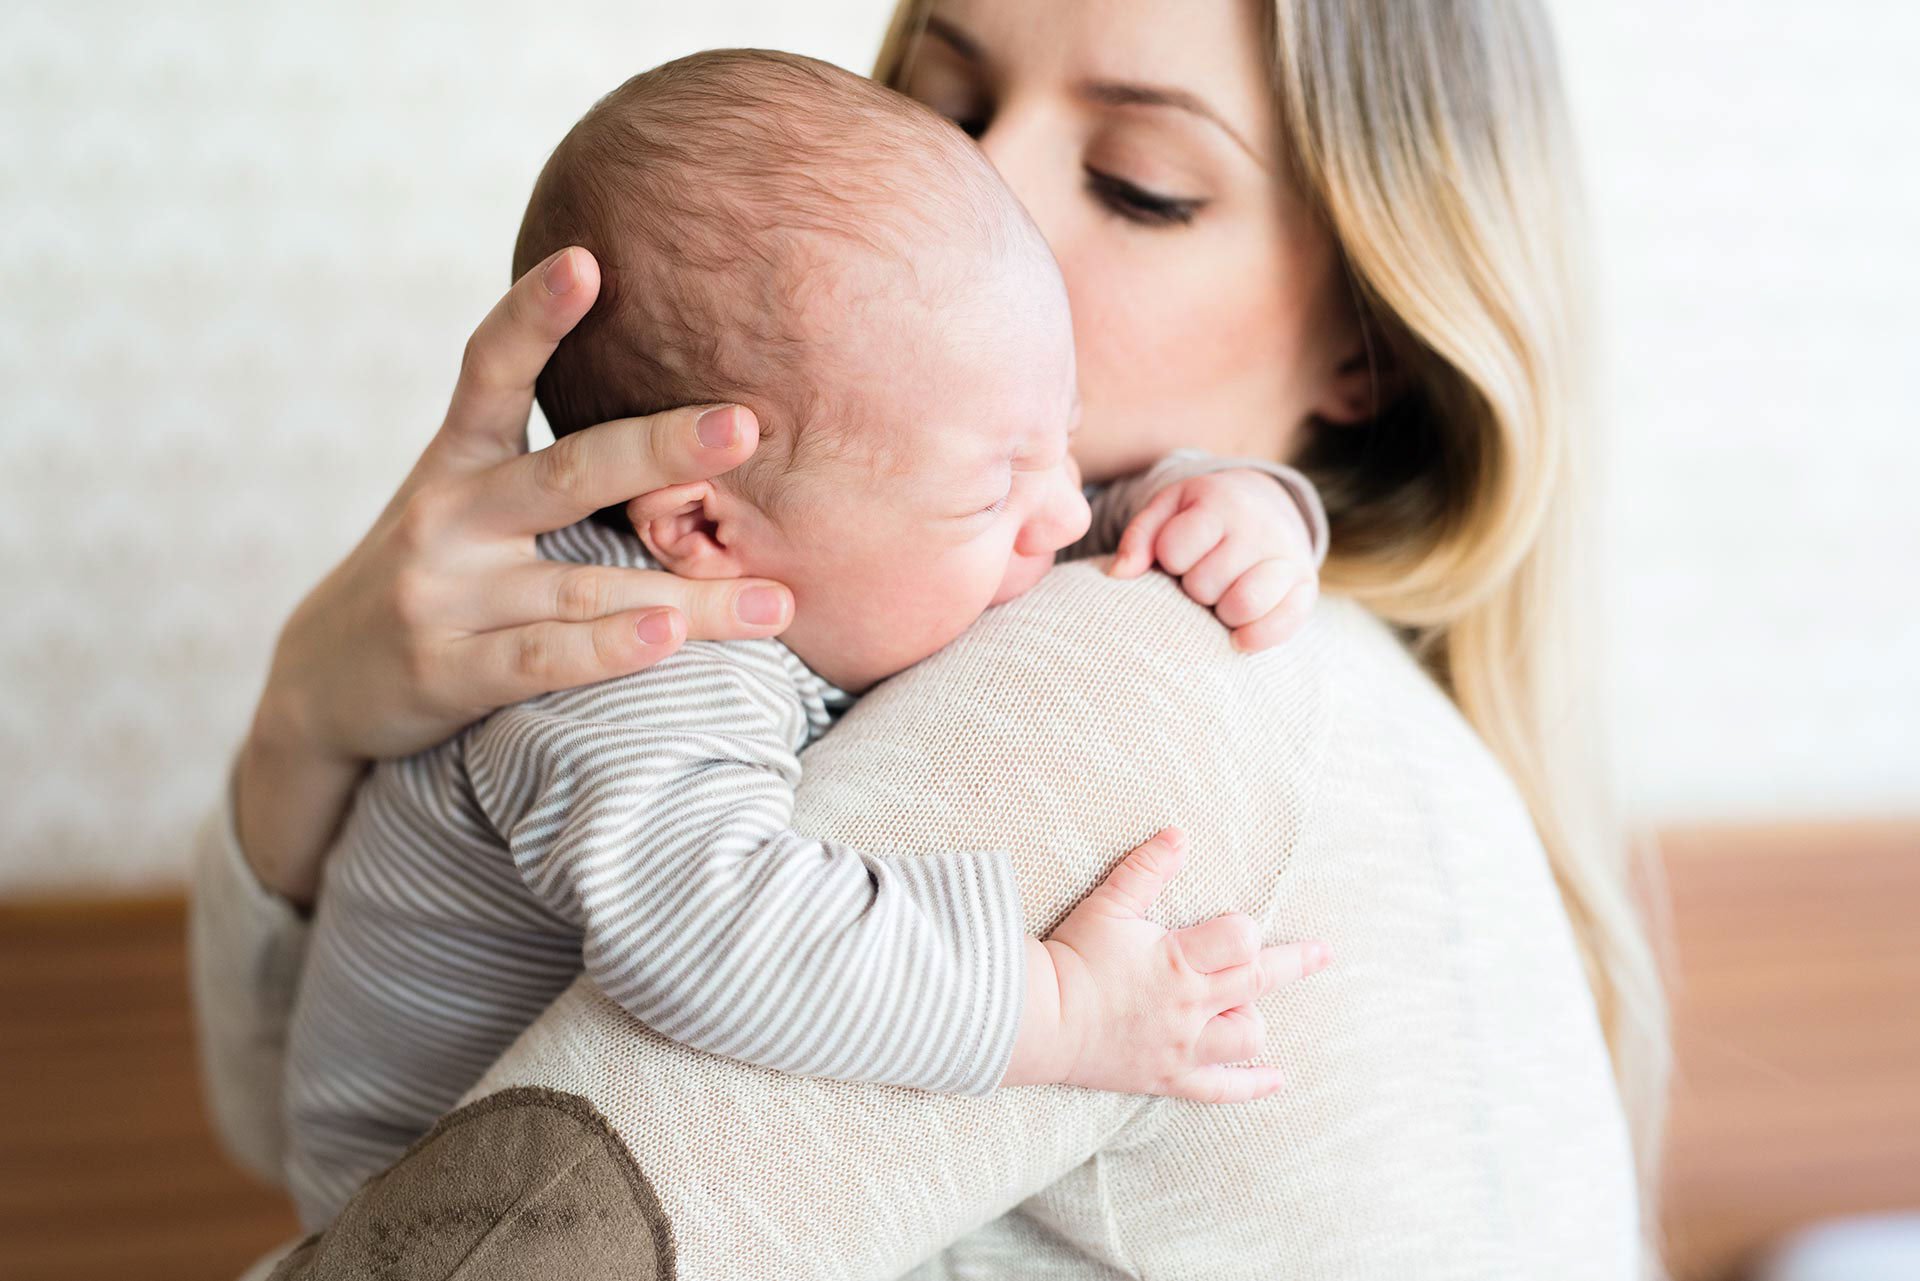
[1084,168,1204,227]
[909,85,1203,227]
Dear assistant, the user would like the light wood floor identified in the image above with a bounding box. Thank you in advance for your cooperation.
[1658,820,1920,1280]
[0,821,1915,1280]
[0,898,299,1281]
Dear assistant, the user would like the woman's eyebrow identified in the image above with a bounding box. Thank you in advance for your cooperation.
[1073,81,1264,165]
[922,15,982,62]
[920,15,1263,168]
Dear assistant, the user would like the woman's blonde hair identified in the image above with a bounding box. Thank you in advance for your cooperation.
[878,0,1671,1241]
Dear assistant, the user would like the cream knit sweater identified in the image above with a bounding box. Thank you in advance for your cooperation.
[191,563,1636,1279]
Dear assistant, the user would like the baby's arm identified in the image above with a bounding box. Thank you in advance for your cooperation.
[468,655,1320,1100]
[1085,449,1328,652]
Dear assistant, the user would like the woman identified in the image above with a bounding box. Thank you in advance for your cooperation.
[192,0,1667,1275]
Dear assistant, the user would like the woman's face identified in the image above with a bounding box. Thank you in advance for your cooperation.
[898,0,1368,483]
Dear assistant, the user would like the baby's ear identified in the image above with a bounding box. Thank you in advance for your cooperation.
[635,482,747,579]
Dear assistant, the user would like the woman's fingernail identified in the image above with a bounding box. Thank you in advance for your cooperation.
[635,610,677,647]
[541,248,578,296]
[735,586,787,626]
[697,405,740,450]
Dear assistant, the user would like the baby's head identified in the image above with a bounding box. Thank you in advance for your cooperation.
[515,50,1089,692]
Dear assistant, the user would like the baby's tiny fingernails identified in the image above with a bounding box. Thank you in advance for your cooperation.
[1306,942,1332,973]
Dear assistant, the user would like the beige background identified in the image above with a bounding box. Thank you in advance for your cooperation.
[1,0,1915,894]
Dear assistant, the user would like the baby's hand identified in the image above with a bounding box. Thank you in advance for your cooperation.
[1109,470,1319,652]
[1003,828,1330,1102]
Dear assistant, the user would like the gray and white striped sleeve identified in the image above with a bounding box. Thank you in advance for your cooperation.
[464,651,1027,1096]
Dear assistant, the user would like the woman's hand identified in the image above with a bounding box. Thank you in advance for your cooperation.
[235,247,794,907]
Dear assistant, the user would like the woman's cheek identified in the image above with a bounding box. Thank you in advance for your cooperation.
[1069,250,1221,478]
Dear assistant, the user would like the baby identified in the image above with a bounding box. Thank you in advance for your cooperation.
[284,49,1327,1228]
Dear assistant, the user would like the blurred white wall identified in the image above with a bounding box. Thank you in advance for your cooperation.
[1553,2,1920,819]
[0,1,1914,894]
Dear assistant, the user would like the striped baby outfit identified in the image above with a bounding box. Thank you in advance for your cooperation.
[282,519,1028,1228]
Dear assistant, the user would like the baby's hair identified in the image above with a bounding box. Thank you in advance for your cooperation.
[513,48,1027,521]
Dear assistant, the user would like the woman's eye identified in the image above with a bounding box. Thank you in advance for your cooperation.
[907,84,992,140]
[1085,168,1204,227]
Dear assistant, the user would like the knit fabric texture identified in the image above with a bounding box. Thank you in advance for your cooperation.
[448,564,1637,1278]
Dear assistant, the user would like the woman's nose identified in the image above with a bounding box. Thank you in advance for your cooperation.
[976,103,1072,252]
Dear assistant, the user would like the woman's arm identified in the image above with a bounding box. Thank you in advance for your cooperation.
[187,777,313,1185]
[193,247,793,1177]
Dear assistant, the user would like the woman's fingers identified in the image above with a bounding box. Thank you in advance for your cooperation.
[460,403,760,538]
[455,608,692,710]
[435,247,602,471]
[495,561,793,638]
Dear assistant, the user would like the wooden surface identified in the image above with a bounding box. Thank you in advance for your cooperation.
[1658,820,1920,1281]
[0,898,299,1281]
[0,822,1915,1281]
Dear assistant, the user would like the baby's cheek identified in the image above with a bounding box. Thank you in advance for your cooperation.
[990,549,1054,607]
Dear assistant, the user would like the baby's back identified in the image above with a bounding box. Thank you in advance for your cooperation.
[282,723,583,1226]
[284,590,825,1228]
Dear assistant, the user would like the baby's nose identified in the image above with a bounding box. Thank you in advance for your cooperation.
[1018,480,1092,556]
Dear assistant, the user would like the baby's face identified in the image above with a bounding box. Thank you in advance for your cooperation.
[737,248,1090,693]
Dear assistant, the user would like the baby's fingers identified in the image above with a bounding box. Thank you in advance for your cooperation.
[1152,505,1226,577]
[1195,1005,1268,1064]
[1216,560,1307,629]
[1179,540,1257,608]
[1261,939,1333,988]
[1205,941,1333,1008]
[1171,912,1262,973]
[1083,827,1189,918]
[1162,1063,1288,1105]
[1111,485,1185,578]
[1230,579,1319,653]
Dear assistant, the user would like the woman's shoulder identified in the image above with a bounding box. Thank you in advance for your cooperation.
[907,559,1440,748]
[838,559,1544,885]
[805,562,1484,877]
